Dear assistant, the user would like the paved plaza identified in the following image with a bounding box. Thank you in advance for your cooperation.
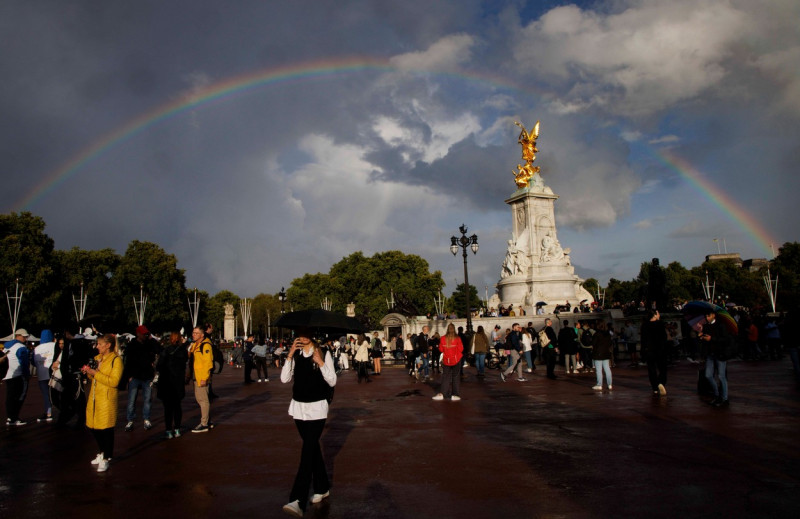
[2,357,799,518]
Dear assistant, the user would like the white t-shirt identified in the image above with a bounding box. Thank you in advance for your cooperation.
[34,342,56,380]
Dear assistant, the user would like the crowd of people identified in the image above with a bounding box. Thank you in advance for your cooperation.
[2,307,797,515]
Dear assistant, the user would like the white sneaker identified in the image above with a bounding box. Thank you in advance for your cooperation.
[90,453,103,465]
[282,500,303,517]
[96,459,109,472]
[311,490,330,504]
[592,385,603,390]
[608,385,613,390]
[432,393,444,401]
[258,379,262,383]
[451,395,461,401]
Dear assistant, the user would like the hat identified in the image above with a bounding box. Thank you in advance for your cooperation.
[14,328,29,337]
[136,325,150,335]
[494,325,501,329]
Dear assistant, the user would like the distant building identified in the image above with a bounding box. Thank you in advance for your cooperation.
[705,253,769,272]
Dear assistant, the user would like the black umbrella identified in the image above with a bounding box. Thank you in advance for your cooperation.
[274,309,365,334]
[535,301,547,307]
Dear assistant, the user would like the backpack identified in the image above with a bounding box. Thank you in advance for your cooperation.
[581,329,594,347]
[538,328,551,348]
[210,340,224,374]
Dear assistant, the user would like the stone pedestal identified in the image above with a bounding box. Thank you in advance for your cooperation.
[497,173,592,312]
[223,303,235,342]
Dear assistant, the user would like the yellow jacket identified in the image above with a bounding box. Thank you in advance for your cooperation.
[190,338,214,383]
[86,352,124,430]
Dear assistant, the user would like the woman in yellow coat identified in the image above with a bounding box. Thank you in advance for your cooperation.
[81,334,124,473]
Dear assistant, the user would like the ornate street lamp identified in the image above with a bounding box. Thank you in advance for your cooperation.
[450,224,478,333]
[278,287,287,344]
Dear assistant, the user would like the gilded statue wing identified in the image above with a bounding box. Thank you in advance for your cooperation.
[531,121,540,140]
[514,121,529,141]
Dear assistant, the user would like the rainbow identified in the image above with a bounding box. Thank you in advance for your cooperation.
[656,149,778,257]
[10,57,535,212]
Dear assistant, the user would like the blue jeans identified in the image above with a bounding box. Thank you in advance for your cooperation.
[705,357,728,400]
[419,355,430,377]
[594,359,612,387]
[126,378,153,422]
[523,351,534,371]
[474,353,486,374]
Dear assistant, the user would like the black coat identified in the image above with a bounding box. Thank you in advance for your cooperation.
[558,327,579,355]
[156,342,188,401]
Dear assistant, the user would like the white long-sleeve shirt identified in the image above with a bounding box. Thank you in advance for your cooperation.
[280,349,336,421]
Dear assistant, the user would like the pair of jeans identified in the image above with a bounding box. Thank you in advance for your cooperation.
[126,378,153,422]
[418,355,430,378]
[594,359,612,387]
[474,353,487,375]
[290,419,329,511]
[705,357,728,400]
[523,350,534,371]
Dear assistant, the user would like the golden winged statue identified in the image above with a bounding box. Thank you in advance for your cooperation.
[512,120,541,188]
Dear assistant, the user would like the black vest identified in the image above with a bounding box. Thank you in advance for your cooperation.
[291,350,330,403]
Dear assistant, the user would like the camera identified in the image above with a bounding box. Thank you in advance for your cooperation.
[87,358,98,370]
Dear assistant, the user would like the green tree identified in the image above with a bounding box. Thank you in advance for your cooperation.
[287,251,445,328]
[448,283,480,318]
[0,212,57,332]
[110,240,187,332]
[770,242,800,311]
[582,278,600,301]
[51,247,121,332]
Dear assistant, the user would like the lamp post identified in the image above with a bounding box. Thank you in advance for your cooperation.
[450,224,478,333]
[278,287,287,344]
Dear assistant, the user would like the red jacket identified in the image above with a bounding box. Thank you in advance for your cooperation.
[439,336,463,366]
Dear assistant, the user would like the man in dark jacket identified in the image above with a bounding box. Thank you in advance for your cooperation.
[243,335,255,384]
[558,320,579,374]
[543,318,559,379]
[700,311,733,407]
[501,323,525,382]
[415,326,431,380]
[124,325,159,431]
[56,332,92,428]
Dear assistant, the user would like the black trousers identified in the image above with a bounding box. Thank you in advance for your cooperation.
[290,419,330,510]
[544,348,557,377]
[162,397,183,430]
[243,359,254,382]
[57,376,87,426]
[254,357,269,379]
[647,350,668,390]
[91,427,115,459]
[5,376,28,421]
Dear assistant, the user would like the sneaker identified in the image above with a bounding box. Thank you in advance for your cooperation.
[144,420,153,430]
[592,385,603,390]
[192,424,210,433]
[451,395,461,401]
[264,379,269,382]
[96,459,109,472]
[173,428,182,438]
[658,383,667,396]
[432,393,444,401]
[90,453,104,465]
[311,490,330,504]
[282,500,303,517]
[608,385,613,390]
[10,420,27,426]
[713,399,729,408]
[37,414,52,423]
[526,368,533,373]
[257,379,262,383]
[125,421,134,432]
[517,378,527,382]
[500,372,506,382]
[165,430,174,440]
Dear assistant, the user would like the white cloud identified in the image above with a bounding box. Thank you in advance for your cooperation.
[390,33,475,71]
[649,134,680,145]
[514,1,752,116]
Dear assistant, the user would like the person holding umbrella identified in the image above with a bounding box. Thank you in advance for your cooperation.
[699,309,734,407]
[280,329,337,517]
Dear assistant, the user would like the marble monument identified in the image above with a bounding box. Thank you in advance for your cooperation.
[495,121,593,312]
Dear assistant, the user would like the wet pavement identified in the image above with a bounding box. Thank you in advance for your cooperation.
[2,357,799,518]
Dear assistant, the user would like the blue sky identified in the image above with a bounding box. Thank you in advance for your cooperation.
[1,0,797,299]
